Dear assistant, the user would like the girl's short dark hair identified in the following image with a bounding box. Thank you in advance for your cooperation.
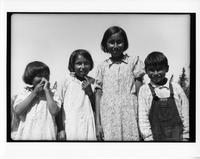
[23,61,50,85]
[144,51,169,72]
[101,26,129,53]
[68,49,94,72]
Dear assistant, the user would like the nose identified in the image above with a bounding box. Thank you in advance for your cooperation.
[113,42,118,48]
[152,70,161,77]
[112,42,119,51]
[80,63,85,69]
[154,70,158,74]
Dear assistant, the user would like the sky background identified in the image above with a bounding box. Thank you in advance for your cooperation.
[11,13,190,96]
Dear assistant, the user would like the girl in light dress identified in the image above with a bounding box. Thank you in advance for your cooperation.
[95,26,145,141]
[57,49,96,141]
[13,61,61,140]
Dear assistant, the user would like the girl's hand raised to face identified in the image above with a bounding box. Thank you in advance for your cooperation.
[33,79,45,95]
[42,77,50,92]
[82,77,93,96]
[33,77,50,95]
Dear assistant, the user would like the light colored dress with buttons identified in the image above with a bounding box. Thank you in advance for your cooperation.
[95,54,145,141]
[13,88,61,140]
[59,74,96,140]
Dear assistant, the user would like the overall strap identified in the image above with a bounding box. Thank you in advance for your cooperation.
[169,82,174,97]
[148,83,157,97]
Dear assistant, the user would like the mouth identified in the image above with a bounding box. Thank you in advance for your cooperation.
[111,50,121,56]
[77,71,87,77]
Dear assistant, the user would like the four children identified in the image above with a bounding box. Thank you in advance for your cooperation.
[11,27,190,141]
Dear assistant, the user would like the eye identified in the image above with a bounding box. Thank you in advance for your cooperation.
[147,68,155,72]
[116,40,123,44]
[107,40,115,45]
[75,61,81,65]
[85,61,90,65]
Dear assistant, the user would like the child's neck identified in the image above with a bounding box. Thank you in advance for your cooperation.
[75,74,86,81]
[110,53,125,62]
[152,78,168,86]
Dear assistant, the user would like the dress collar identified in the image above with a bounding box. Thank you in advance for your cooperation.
[107,54,129,68]
[69,72,95,84]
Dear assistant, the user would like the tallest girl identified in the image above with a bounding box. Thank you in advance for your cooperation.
[95,26,145,141]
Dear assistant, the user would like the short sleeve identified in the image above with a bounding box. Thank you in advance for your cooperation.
[52,90,62,109]
[13,89,30,109]
[56,78,69,104]
[131,56,145,78]
[94,63,104,90]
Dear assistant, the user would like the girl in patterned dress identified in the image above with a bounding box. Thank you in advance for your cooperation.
[138,51,189,141]
[95,26,145,141]
[13,61,61,140]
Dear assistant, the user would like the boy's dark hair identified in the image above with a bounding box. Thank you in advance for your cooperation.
[101,26,129,53]
[144,51,169,72]
[23,61,50,85]
[68,49,94,72]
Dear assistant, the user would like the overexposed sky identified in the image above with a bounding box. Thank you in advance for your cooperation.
[11,13,190,96]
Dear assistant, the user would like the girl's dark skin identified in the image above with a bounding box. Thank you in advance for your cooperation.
[73,54,94,99]
[15,76,59,117]
[57,54,95,140]
[95,33,143,141]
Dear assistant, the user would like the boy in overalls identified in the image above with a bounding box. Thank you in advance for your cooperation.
[138,51,189,141]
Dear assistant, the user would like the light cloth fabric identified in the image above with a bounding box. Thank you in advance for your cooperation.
[95,54,145,141]
[58,75,96,140]
[13,89,61,140]
[138,80,189,141]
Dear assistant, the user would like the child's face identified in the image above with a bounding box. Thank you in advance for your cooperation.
[147,66,168,85]
[74,55,91,78]
[32,73,49,87]
[106,33,125,58]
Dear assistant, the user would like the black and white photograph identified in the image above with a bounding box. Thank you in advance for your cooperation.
[0,0,200,159]
[8,13,194,142]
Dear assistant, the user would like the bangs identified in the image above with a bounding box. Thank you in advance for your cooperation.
[23,61,50,85]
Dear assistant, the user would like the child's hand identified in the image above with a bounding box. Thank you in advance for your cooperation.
[41,77,50,92]
[182,138,189,141]
[96,124,104,141]
[82,77,93,96]
[57,130,66,140]
[33,79,45,95]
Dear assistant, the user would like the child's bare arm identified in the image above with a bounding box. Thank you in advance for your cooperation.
[55,104,66,140]
[135,77,143,96]
[82,77,95,112]
[43,78,60,116]
[95,88,104,141]
[14,80,44,116]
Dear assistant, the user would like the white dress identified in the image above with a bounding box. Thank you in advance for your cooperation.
[13,88,61,140]
[59,75,96,140]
